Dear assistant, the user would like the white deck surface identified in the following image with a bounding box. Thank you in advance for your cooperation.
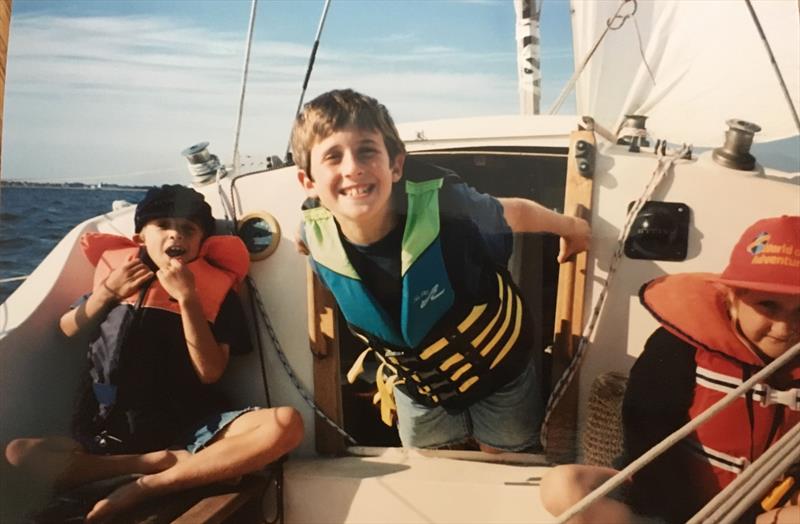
[284,449,556,524]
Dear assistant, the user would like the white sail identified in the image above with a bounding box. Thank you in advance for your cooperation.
[571,0,800,147]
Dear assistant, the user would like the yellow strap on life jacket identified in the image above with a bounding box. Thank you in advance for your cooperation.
[372,362,405,427]
[346,347,404,427]
[346,346,374,384]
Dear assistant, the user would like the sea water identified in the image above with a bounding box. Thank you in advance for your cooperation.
[0,186,146,303]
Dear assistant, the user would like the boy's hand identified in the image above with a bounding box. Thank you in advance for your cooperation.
[101,259,154,301]
[157,258,197,303]
[295,221,309,255]
[558,217,591,264]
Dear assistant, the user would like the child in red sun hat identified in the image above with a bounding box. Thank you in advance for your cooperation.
[541,215,800,524]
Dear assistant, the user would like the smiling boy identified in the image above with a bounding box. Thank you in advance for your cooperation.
[541,215,800,524]
[292,89,590,452]
[5,185,303,522]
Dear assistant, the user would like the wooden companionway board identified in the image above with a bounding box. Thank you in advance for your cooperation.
[544,125,596,463]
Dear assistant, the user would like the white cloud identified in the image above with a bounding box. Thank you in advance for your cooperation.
[4,11,570,184]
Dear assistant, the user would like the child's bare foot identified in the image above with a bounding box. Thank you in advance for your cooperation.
[85,477,153,523]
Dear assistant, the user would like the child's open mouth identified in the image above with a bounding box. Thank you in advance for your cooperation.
[340,184,374,197]
[165,246,186,258]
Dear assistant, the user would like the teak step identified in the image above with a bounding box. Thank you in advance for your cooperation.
[172,474,267,524]
[119,474,268,524]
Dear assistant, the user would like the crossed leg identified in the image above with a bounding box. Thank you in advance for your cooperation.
[86,406,303,523]
[4,436,189,490]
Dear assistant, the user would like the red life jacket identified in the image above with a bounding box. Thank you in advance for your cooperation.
[641,273,800,505]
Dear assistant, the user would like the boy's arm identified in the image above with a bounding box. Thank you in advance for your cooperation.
[498,197,590,263]
[59,259,154,337]
[623,327,696,522]
[157,258,229,384]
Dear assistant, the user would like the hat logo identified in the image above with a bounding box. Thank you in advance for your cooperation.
[746,232,770,255]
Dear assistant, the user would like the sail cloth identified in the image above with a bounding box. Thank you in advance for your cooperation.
[570,0,800,147]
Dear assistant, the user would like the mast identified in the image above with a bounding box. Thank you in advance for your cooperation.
[514,0,541,115]
[0,0,10,179]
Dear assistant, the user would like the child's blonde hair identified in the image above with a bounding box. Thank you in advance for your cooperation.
[290,89,406,177]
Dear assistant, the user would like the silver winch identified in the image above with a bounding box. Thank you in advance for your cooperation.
[712,119,761,170]
[616,115,650,152]
[181,142,226,186]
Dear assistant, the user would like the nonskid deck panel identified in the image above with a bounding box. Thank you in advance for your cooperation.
[283,448,556,524]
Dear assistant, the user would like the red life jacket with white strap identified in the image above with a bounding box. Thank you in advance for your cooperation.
[641,273,800,504]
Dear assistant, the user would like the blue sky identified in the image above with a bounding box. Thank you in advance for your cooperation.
[4,0,575,185]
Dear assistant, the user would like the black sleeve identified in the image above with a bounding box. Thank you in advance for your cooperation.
[211,290,252,355]
[622,327,697,523]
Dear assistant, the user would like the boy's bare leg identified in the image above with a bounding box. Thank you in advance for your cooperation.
[4,436,189,489]
[541,464,639,524]
[86,406,303,523]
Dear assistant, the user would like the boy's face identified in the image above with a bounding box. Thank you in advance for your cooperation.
[134,217,204,269]
[731,289,800,359]
[298,125,404,238]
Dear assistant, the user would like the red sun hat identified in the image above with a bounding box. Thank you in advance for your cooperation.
[711,215,800,295]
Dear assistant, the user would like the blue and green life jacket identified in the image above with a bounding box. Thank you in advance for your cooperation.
[303,162,534,415]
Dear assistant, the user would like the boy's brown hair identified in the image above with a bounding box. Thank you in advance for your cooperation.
[290,89,406,177]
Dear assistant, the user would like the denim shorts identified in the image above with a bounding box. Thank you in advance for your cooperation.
[393,356,543,451]
[176,407,258,454]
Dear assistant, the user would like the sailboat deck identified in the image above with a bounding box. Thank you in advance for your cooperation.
[284,448,556,524]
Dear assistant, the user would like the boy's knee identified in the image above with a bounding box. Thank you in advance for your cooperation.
[541,465,596,515]
[274,407,304,447]
[5,438,34,467]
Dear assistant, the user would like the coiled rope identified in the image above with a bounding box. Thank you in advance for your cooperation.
[541,143,690,447]
[555,340,800,523]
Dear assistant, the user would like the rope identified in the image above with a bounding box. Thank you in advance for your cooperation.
[0,275,28,284]
[553,341,800,524]
[541,143,689,447]
[248,277,273,408]
[230,0,258,183]
[631,14,656,86]
[245,276,358,445]
[284,0,333,162]
[548,0,640,115]
[688,422,800,523]
[216,0,259,226]
[743,0,800,133]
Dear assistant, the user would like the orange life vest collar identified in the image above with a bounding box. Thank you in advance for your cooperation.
[640,273,764,367]
[81,232,249,322]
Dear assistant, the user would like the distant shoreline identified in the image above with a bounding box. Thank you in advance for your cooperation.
[1,180,151,191]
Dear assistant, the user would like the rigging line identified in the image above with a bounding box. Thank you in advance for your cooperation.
[246,276,358,445]
[688,423,800,523]
[248,278,273,408]
[631,14,655,86]
[284,0,333,162]
[715,443,799,524]
[743,0,800,134]
[540,144,689,446]
[554,340,800,524]
[0,275,28,284]
[547,0,637,115]
[220,0,259,226]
